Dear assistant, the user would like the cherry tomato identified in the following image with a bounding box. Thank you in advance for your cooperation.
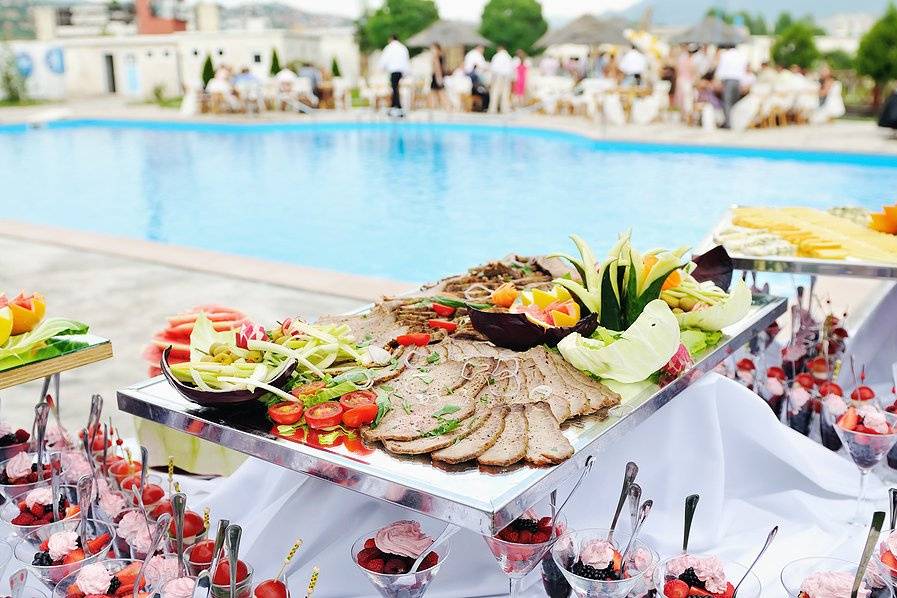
[341,404,379,428]
[254,580,288,598]
[428,319,458,332]
[267,402,303,425]
[188,539,216,566]
[339,390,376,410]
[343,435,375,456]
[396,333,430,346]
[290,381,326,398]
[168,511,204,538]
[304,402,344,429]
[213,560,249,584]
[431,303,456,317]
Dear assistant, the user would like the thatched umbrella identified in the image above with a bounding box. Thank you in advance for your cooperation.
[535,14,629,48]
[669,16,749,45]
[406,20,491,48]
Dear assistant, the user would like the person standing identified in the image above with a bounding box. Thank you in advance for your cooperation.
[489,45,513,114]
[379,33,410,116]
[464,44,489,110]
[512,49,528,106]
[428,43,449,110]
[674,45,697,116]
[619,44,648,86]
[714,43,747,128]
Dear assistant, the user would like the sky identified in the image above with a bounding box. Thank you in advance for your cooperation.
[247,0,640,19]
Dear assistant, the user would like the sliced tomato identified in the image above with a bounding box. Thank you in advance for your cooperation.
[291,381,327,399]
[267,403,303,425]
[303,429,344,449]
[396,333,430,346]
[431,303,456,317]
[341,404,379,428]
[305,402,344,429]
[343,435,375,456]
[428,319,458,332]
[270,426,305,443]
[339,390,377,410]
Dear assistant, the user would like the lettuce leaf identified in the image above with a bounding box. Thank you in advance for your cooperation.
[557,300,681,383]
[680,329,724,357]
[675,280,752,331]
[0,317,89,361]
[190,312,237,362]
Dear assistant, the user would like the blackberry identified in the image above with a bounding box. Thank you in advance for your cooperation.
[108,576,122,594]
[679,567,706,589]
[0,433,16,446]
[32,552,53,567]
[76,536,82,549]
[30,464,37,472]
[510,518,540,533]
[571,561,619,581]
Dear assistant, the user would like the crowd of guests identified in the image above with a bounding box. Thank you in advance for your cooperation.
[200,62,329,113]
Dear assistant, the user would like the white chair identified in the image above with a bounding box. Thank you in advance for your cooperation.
[444,73,472,111]
[631,81,671,125]
[602,93,626,126]
[701,103,717,130]
[729,94,761,132]
[810,81,846,124]
[331,77,351,110]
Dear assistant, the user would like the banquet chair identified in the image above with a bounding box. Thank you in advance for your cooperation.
[810,81,846,124]
[293,77,319,107]
[630,81,671,125]
[729,94,761,132]
[331,77,352,110]
[793,82,822,124]
[602,93,626,126]
[444,74,472,111]
[570,78,614,118]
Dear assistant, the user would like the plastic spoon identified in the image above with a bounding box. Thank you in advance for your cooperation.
[608,461,638,541]
[732,526,777,598]
[853,511,885,598]
[627,483,642,531]
[410,523,458,573]
[133,513,172,598]
[76,475,94,555]
[682,494,700,553]
[9,568,27,598]
[619,499,653,567]
[172,492,188,576]
[225,524,243,598]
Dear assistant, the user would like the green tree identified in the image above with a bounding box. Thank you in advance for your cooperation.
[201,54,214,88]
[774,12,794,35]
[856,3,897,110]
[0,45,26,103]
[705,7,766,35]
[480,0,548,55]
[771,21,820,69]
[270,48,281,76]
[331,57,341,77]
[356,0,438,54]
[822,49,854,71]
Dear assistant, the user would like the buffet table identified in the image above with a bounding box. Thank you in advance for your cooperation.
[176,373,880,597]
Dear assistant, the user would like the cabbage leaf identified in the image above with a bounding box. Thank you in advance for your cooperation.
[557,300,680,383]
[190,312,237,362]
[675,280,752,331]
[0,318,89,362]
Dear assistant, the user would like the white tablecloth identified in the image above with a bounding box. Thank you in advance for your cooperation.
[186,374,886,597]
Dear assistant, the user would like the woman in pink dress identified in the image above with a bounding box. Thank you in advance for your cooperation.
[674,45,697,117]
[513,49,528,106]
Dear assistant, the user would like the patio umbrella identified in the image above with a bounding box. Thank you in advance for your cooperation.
[535,14,629,48]
[406,20,491,48]
[669,16,749,45]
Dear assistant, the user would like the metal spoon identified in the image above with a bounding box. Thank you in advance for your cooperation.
[889,488,897,531]
[172,492,188,576]
[853,511,885,598]
[192,570,211,598]
[410,523,459,573]
[133,513,172,598]
[225,524,243,598]
[76,475,94,556]
[51,466,61,522]
[732,526,777,598]
[9,568,28,598]
[628,483,642,531]
[206,519,230,598]
[554,455,594,525]
[140,446,149,491]
[101,424,109,476]
[619,499,653,567]
[81,432,98,481]
[34,402,49,481]
[608,461,638,541]
[682,494,700,553]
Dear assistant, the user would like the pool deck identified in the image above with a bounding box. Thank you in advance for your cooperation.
[1,97,895,437]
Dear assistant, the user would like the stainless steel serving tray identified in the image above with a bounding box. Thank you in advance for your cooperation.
[117,295,785,534]
[706,207,897,279]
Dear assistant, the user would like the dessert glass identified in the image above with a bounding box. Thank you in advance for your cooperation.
[0,454,65,502]
[210,564,254,598]
[658,555,761,598]
[351,525,451,598]
[781,556,889,597]
[484,515,566,598]
[1,483,80,538]
[51,558,139,598]
[550,528,654,598]
[14,518,116,588]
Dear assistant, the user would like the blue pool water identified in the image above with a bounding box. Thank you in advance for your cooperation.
[3,119,897,283]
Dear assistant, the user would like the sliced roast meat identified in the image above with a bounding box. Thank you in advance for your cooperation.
[527,347,591,416]
[382,411,489,455]
[431,406,509,464]
[516,362,571,422]
[549,353,622,412]
[524,402,574,466]
[478,404,528,467]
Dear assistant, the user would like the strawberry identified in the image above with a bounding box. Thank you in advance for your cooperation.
[356,547,379,566]
[688,588,712,596]
[14,429,29,443]
[882,550,897,571]
[114,585,134,597]
[533,531,550,543]
[421,552,438,570]
[114,562,142,586]
[27,472,38,483]
[66,583,82,596]
[364,558,385,573]
[87,532,112,554]
[30,503,44,517]
[504,530,519,543]
[663,579,689,598]
[39,539,49,552]
[11,513,35,526]
[838,407,859,431]
[518,530,532,544]
[719,582,735,598]
[363,538,376,550]
[85,595,109,598]
[63,549,85,565]
[383,558,406,575]
[538,517,553,530]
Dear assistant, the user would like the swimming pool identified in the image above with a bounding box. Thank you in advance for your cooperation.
[3,119,897,282]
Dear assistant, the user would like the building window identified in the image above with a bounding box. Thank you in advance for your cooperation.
[146,50,153,58]
[253,53,262,64]
[217,48,224,56]
[192,48,199,57]
[163,50,170,58]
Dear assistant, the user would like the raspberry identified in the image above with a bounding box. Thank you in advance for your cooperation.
[383,558,406,575]
[11,513,34,526]
[356,547,379,565]
[533,531,550,543]
[518,530,532,544]
[421,552,438,569]
[30,504,44,517]
[364,558,385,573]
[364,538,376,550]
[504,530,519,543]
[538,517,553,530]
[14,429,29,443]
[27,472,38,483]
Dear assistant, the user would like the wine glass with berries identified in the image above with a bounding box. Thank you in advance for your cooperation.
[484,510,567,598]
[352,520,450,598]
[823,403,897,525]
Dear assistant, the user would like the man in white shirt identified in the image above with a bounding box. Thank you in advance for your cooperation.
[378,34,410,115]
[619,45,648,86]
[464,45,488,83]
[714,44,747,128]
[488,45,514,114]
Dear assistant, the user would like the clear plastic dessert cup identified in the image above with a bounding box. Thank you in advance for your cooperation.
[659,555,760,598]
[210,564,254,598]
[0,454,64,502]
[161,575,198,598]
[550,528,655,598]
[51,558,139,598]
[781,556,889,597]
[351,528,450,598]
[14,518,116,588]
[1,485,82,539]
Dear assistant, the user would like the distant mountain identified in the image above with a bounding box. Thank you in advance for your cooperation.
[622,0,891,27]
[219,2,352,29]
